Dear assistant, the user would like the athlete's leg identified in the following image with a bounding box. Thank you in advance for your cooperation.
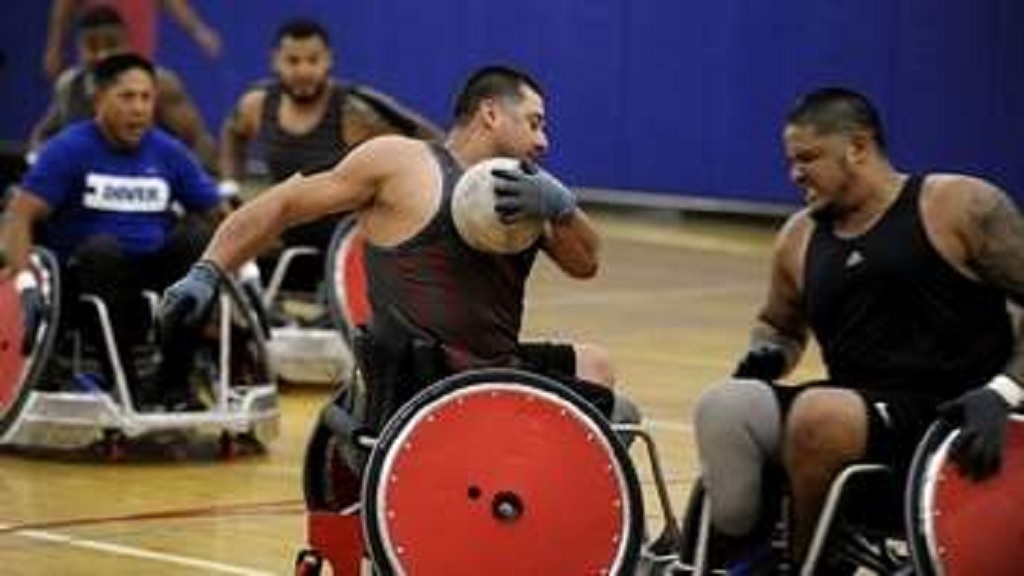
[693,378,783,537]
[518,341,640,426]
[144,217,214,410]
[782,387,869,560]
[572,342,615,386]
[65,234,148,394]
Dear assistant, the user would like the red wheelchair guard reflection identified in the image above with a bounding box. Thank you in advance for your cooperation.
[0,280,26,413]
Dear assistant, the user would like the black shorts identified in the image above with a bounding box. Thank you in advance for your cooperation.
[514,341,615,418]
[773,382,945,475]
[516,341,577,378]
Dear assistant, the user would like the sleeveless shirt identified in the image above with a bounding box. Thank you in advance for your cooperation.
[257,81,347,182]
[804,175,1012,396]
[363,144,538,370]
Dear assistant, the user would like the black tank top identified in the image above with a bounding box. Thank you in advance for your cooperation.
[257,81,348,182]
[364,144,538,370]
[804,175,1012,396]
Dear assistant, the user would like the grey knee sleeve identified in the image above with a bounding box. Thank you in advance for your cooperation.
[693,378,781,536]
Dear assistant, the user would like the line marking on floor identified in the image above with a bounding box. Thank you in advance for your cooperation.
[0,523,275,576]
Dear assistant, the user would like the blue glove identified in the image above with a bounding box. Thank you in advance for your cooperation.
[733,343,786,381]
[492,161,576,223]
[159,260,222,332]
[938,387,1012,481]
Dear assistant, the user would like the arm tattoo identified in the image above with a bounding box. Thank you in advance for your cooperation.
[966,187,1024,304]
[966,187,1024,383]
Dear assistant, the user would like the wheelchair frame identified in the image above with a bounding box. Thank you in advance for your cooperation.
[0,248,279,453]
[262,216,362,385]
[676,415,1024,576]
[294,365,683,575]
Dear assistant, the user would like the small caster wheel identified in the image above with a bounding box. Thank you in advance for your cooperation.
[294,549,323,576]
[96,429,126,461]
[218,431,237,460]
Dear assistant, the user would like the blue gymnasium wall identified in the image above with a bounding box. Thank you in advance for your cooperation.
[2,1,1023,207]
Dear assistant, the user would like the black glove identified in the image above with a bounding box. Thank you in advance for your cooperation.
[19,286,43,355]
[733,343,787,381]
[492,161,576,224]
[159,260,222,332]
[938,387,1012,481]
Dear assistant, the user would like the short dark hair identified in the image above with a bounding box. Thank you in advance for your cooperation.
[77,5,124,33]
[274,18,331,47]
[452,65,544,125]
[92,53,156,89]
[786,87,887,151]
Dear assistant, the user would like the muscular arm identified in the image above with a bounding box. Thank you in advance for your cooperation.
[541,210,600,279]
[201,136,404,272]
[160,0,221,57]
[218,90,263,182]
[28,106,62,154]
[42,0,76,80]
[155,70,217,171]
[958,180,1024,383]
[28,71,76,152]
[750,213,812,374]
[0,191,50,280]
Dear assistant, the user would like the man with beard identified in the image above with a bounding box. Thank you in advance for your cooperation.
[691,87,1024,573]
[29,5,216,169]
[218,17,440,293]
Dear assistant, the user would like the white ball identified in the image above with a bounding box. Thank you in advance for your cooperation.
[451,157,543,254]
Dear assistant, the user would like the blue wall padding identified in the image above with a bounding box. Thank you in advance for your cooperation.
[2,1,1021,206]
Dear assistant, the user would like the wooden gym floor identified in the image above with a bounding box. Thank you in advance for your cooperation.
[0,206,825,575]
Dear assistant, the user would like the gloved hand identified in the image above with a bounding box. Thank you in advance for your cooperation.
[733,343,787,381]
[19,286,43,356]
[492,161,577,223]
[159,260,222,332]
[938,386,1012,481]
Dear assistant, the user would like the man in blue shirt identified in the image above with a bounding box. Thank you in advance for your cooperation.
[0,52,225,411]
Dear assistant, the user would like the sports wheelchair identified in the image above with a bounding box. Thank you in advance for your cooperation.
[292,323,684,575]
[261,215,365,385]
[0,247,279,456]
[674,414,1024,575]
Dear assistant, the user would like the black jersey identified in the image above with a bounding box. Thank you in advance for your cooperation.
[363,144,538,370]
[257,80,347,182]
[804,175,1012,396]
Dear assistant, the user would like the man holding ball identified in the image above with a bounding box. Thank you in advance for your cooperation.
[160,64,640,425]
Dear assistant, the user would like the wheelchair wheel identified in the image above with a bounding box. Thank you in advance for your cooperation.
[325,215,369,341]
[906,415,1024,576]
[0,249,60,436]
[361,368,644,576]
